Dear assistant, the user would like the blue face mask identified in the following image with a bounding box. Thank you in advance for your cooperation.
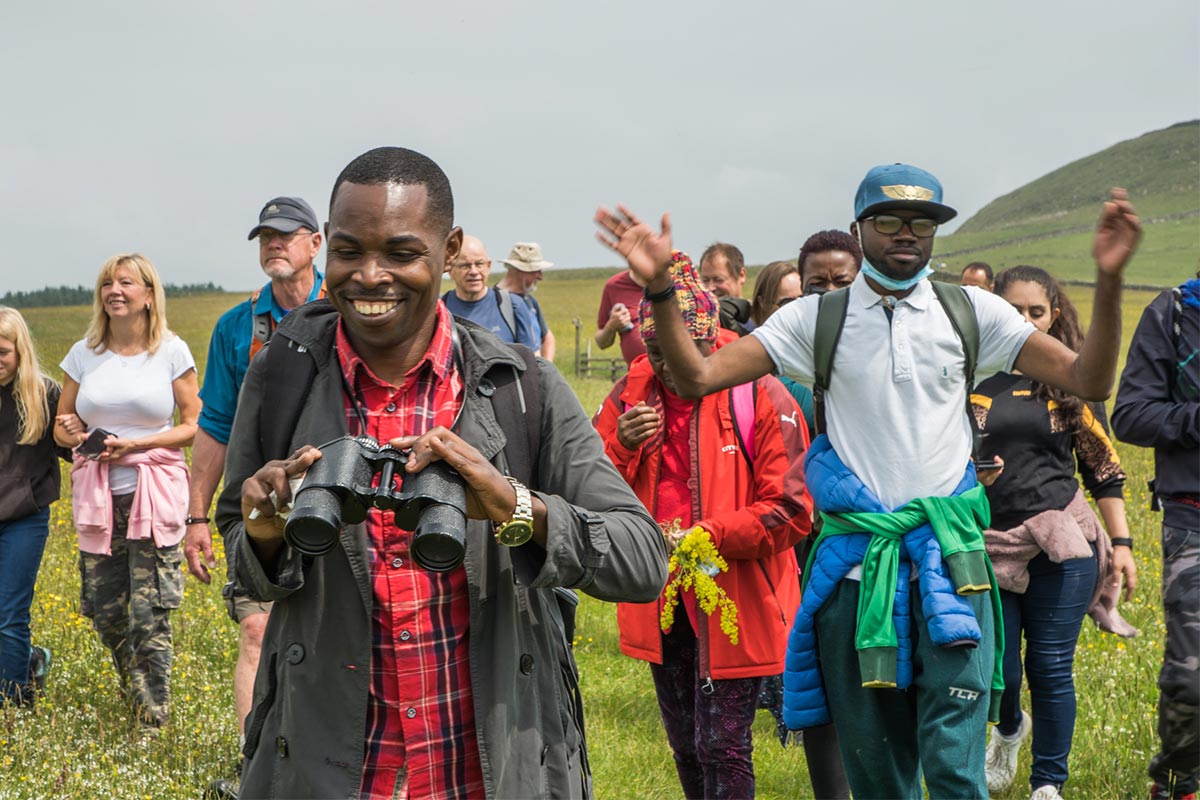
[860,260,934,292]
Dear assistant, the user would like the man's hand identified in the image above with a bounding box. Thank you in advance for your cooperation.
[392,428,520,525]
[617,402,661,450]
[184,523,217,583]
[1109,544,1138,602]
[1092,187,1142,277]
[606,305,633,334]
[241,445,323,544]
[594,205,674,288]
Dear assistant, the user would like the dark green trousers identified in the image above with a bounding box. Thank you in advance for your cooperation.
[815,577,994,800]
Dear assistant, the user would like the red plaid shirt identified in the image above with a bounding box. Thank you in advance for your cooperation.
[335,304,483,800]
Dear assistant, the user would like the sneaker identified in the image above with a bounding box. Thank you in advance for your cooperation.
[28,646,51,692]
[1031,785,1063,800]
[985,710,1032,792]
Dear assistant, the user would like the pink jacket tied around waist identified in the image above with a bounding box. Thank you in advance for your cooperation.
[71,448,189,555]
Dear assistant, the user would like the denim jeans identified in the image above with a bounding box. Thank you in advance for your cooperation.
[998,548,1097,790]
[0,507,51,701]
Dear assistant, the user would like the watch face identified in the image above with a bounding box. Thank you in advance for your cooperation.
[496,520,534,547]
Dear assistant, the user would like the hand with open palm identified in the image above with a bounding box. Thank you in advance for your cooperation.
[594,204,675,288]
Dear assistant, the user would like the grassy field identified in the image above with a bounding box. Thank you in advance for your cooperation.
[0,273,1176,799]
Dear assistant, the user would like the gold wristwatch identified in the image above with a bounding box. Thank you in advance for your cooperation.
[493,476,534,547]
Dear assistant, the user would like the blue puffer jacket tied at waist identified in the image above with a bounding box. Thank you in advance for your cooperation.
[782,435,1004,730]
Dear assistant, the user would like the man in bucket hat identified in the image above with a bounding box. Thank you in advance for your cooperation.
[594,165,1142,799]
[496,241,557,359]
[186,195,324,800]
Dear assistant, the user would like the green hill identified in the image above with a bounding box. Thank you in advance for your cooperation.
[934,120,1199,286]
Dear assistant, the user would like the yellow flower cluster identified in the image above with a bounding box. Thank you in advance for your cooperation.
[659,522,740,645]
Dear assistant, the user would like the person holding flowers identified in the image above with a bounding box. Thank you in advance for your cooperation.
[593,252,812,800]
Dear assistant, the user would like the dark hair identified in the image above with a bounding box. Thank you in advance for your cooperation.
[330,147,454,234]
[962,261,994,281]
[750,261,800,326]
[797,230,863,278]
[994,265,1085,421]
[700,242,745,277]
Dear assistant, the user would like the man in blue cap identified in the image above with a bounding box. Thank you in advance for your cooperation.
[594,167,1142,799]
[184,195,324,799]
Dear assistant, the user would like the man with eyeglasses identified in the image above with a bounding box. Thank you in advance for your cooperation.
[441,235,540,352]
[593,163,1142,799]
[185,195,324,800]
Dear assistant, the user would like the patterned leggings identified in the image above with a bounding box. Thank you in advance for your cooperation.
[649,609,762,800]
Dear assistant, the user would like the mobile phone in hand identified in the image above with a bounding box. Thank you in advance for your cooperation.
[975,459,1003,472]
[76,428,114,460]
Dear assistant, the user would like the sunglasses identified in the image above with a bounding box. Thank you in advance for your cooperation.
[866,215,939,238]
[775,295,801,308]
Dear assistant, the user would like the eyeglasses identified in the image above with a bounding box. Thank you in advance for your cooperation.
[257,229,309,244]
[865,215,938,238]
[453,260,490,272]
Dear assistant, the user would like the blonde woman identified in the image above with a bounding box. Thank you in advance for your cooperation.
[54,254,200,729]
[0,307,67,706]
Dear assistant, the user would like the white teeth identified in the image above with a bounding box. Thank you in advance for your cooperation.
[353,301,397,316]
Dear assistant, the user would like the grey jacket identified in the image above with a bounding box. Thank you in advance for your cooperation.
[216,304,666,799]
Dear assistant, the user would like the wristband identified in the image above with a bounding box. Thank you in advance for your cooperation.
[643,283,676,304]
[1110,537,1133,549]
[185,516,210,525]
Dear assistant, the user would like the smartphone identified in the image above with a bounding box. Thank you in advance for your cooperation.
[975,459,1003,472]
[76,428,114,459]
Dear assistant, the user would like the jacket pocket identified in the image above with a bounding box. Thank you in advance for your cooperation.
[0,474,39,523]
[243,652,278,762]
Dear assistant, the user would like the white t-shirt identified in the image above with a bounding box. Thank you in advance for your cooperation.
[61,334,196,494]
[752,273,1034,509]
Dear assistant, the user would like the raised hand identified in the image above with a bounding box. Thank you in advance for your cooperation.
[1092,188,1142,277]
[594,204,675,287]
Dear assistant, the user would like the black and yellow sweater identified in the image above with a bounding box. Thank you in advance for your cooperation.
[971,373,1125,531]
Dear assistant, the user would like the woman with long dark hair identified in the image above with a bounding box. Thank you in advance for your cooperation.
[973,266,1138,800]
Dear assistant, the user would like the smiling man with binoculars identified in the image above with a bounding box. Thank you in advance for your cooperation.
[214,146,666,800]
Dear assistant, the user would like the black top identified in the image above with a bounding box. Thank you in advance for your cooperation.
[972,372,1125,531]
[0,378,68,522]
[1112,285,1200,530]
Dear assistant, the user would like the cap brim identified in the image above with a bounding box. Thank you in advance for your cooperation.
[858,200,957,224]
[247,217,309,240]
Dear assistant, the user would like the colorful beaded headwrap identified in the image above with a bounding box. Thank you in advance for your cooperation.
[639,251,719,342]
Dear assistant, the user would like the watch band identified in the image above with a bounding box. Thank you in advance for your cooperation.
[493,477,534,547]
[185,516,210,525]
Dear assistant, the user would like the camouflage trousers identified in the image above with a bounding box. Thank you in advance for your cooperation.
[79,492,183,727]
[1149,523,1199,795]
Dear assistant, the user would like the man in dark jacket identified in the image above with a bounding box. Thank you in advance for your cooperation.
[1113,278,1199,800]
[217,146,666,799]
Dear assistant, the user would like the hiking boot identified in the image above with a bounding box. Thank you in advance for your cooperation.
[28,646,51,692]
[1031,785,1063,800]
[985,709,1031,792]
[203,778,238,800]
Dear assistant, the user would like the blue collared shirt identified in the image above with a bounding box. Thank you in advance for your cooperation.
[197,271,324,443]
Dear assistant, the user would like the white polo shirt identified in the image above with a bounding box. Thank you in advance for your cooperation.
[752,273,1034,509]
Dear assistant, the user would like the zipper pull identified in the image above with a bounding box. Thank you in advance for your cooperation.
[700,677,715,696]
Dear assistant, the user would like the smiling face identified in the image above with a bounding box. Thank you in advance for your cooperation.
[0,337,17,386]
[852,209,936,284]
[1001,279,1059,333]
[699,253,746,298]
[325,182,462,371]
[100,266,151,320]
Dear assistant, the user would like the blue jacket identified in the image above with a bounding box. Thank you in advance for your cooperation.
[782,435,993,730]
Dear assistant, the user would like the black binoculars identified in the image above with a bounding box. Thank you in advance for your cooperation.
[284,435,468,572]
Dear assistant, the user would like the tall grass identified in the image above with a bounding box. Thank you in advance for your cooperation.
[2,276,1175,799]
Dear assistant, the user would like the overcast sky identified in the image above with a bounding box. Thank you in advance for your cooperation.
[3,1,1197,293]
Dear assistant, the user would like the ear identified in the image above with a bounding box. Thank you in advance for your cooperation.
[309,230,323,258]
[444,227,463,272]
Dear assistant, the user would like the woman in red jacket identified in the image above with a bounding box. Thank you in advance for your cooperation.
[594,253,812,799]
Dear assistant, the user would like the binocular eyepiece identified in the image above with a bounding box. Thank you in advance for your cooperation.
[284,435,468,572]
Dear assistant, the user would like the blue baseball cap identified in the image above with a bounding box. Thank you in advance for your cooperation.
[853,163,957,224]
[247,196,320,240]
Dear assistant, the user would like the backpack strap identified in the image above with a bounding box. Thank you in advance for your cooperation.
[729,381,757,464]
[259,334,317,460]
[930,281,980,389]
[249,289,276,364]
[487,344,541,487]
[811,287,850,435]
[495,288,519,342]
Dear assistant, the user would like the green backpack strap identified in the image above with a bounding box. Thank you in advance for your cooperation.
[811,287,850,435]
[930,281,980,389]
